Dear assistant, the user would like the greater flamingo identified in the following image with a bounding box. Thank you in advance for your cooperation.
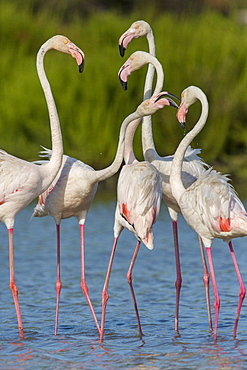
[100,92,178,342]
[171,85,246,340]
[32,92,175,337]
[118,45,212,333]
[1,35,84,338]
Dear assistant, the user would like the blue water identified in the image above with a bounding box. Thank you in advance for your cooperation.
[1,192,247,369]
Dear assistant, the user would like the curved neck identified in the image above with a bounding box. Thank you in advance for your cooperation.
[124,118,141,165]
[143,54,164,97]
[143,29,156,100]
[142,38,163,162]
[170,93,209,200]
[94,112,141,182]
[37,42,63,191]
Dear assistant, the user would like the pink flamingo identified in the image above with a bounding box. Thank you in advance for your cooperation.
[1,35,84,338]
[100,92,178,342]
[117,42,212,333]
[32,93,176,337]
[171,85,246,340]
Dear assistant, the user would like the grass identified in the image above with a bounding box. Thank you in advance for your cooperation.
[1,1,247,192]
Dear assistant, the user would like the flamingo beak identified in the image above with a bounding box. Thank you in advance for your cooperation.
[120,79,127,90]
[176,102,188,129]
[119,43,126,57]
[118,65,129,91]
[154,92,179,108]
[79,59,85,73]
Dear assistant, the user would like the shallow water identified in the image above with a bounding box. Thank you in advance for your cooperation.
[1,193,247,369]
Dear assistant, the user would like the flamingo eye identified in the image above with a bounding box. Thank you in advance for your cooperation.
[135,25,139,29]
[64,39,69,44]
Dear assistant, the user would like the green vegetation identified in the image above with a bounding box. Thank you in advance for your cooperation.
[1,1,247,194]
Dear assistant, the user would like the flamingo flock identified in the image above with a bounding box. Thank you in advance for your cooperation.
[1,22,247,343]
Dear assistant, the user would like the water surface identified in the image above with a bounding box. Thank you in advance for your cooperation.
[0,194,247,369]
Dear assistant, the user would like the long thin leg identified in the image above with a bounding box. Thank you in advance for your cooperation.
[172,220,182,334]
[206,247,220,341]
[55,224,62,335]
[228,241,246,338]
[80,224,100,335]
[126,240,143,339]
[8,228,24,339]
[198,235,213,332]
[100,236,118,343]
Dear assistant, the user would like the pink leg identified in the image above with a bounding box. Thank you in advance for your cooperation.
[228,241,246,338]
[206,247,220,341]
[172,221,182,334]
[198,236,212,332]
[100,236,118,343]
[55,224,62,335]
[80,224,100,335]
[126,240,143,339]
[8,228,24,339]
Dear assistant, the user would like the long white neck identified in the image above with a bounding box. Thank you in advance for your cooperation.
[142,47,164,162]
[93,111,142,182]
[143,29,156,100]
[37,41,63,191]
[170,92,209,202]
[124,118,141,165]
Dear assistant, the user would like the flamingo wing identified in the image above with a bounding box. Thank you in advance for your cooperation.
[180,168,247,241]
[117,161,162,249]
[0,150,42,205]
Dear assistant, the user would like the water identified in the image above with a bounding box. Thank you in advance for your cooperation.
[1,193,247,369]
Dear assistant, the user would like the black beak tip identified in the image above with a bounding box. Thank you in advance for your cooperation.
[119,78,127,91]
[167,92,180,102]
[119,44,126,57]
[168,99,179,109]
[79,60,85,73]
[179,122,186,129]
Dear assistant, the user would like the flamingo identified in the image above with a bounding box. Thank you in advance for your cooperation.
[117,44,212,333]
[100,92,178,342]
[0,35,84,338]
[171,85,246,340]
[32,92,175,337]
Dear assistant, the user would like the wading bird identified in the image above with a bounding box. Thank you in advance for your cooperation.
[33,92,175,337]
[100,92,178,342]
[171,85,246,340]
[1,35,84,338]
[117,43,212,333]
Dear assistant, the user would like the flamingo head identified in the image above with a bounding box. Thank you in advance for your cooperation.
[47,35,85,73]
[177,86,203,129]
[137,92,179,116]
[118,51,152,90]
[119,20,151,57]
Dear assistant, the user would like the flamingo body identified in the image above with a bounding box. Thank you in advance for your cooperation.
[33,152,98,224]
[115,160,162,250]
[1,34,84,338]
[0,151,44,228]
[34,92,175,337]
[100,92,178,341]
[179,168,247,246]
[171,85,247,340]
[118,38,212,332]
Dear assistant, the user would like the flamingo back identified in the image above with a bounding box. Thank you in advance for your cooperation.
[116,161,162,250]
[180,168,247,244]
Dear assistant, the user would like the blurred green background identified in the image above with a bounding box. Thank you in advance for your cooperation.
[1,0,247,195]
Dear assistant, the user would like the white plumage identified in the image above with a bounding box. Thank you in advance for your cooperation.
[171,85,247,340]
[0,34,84,338]
[100,92,178,342]
[118,23,212,333]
